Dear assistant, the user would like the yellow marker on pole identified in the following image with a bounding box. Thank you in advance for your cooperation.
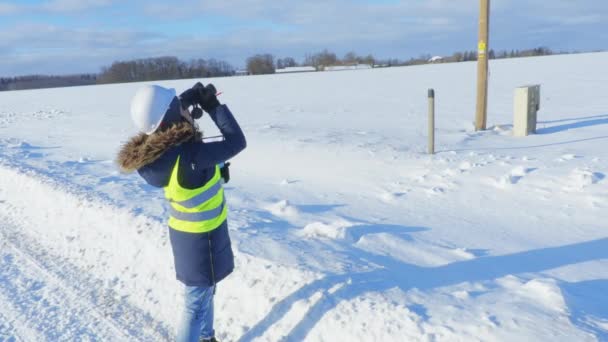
[478,41,487,56]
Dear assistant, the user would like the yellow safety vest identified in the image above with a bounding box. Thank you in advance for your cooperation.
[164,156,228,233]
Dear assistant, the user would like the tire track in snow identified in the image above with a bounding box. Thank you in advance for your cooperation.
[0,221,172,341]
[0,228,130,341]
[0,294,33,342]
[0,164,173,341]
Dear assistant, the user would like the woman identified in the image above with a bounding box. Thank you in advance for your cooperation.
[117,82,246,342]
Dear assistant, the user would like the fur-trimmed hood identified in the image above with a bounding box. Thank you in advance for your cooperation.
[117,122,201,173]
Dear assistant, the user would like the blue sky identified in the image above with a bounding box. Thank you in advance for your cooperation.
[1,0,607,76]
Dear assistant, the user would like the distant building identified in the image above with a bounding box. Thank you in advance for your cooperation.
[323,64,373,72]
[235,69,248,76]
[428,56,444,63]
[275,66,316,74]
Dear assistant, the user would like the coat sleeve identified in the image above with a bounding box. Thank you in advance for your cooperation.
[137,148,179,188]
[190,104,247,168]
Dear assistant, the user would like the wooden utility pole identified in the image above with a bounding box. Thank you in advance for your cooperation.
[475,0,490,131]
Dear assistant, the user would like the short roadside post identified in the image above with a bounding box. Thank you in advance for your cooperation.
[428,89,435,154]
[513,85,541,137]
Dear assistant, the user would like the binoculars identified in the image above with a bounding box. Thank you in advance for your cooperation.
[179,82,217,120]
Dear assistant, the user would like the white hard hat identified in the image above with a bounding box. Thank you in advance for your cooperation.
[130,85,177,134]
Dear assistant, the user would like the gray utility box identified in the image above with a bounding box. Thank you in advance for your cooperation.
[513,85,541,137]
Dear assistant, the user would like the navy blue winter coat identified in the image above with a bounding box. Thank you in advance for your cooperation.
[118,104,246,287]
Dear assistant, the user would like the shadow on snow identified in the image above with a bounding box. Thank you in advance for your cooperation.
[436,114,608,153]
[537,116,608,135]
[239,231,608,341]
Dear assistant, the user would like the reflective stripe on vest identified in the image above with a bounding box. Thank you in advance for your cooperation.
[164,156,228,233]
[169,199,225,221]
[169,181,223,209]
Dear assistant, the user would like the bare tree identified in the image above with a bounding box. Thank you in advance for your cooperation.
[303,49,338,69]
[246,54,275,75]
[276,57,297,69]
[282,57,297,68]
[343,51,358,64]
[360,54,375,65]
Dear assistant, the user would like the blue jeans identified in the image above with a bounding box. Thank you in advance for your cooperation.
[176,285,215,342]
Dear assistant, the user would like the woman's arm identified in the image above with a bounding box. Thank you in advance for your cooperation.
[190,104,246,168]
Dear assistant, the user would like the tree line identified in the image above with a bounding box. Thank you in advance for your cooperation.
[0,46,586,91]
[97,56,234,84]
[245,47,557,75]
[438,46,554,63]
[245,50,377,75]
[0,74,97,91]
[0,56,235,91]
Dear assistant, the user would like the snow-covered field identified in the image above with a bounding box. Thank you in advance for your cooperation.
[0,52,607,341]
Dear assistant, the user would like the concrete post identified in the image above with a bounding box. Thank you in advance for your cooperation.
[513,85,541,137]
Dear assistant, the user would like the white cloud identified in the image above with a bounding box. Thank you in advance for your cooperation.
[0,0,114,15]
[549,14,603,26]
[1,0,607,76]
[0,23,172,75]
[41,0,114,13]
[141,0,471,57]
[0,2,18,14]
[0,24,162,50]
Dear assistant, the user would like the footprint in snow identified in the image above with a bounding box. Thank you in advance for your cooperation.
[426,186,446,195]
[379,191,406,202]
[563,168,605,191]
[494,166,537,188]
[442,168,458,176]
[556,154,581,162]
[458,161,472,172]
[265,199,299,218]
[8,141,39,150]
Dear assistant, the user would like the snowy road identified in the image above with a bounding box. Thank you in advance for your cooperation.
[0,225,129,341]
[0,167,172,342]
